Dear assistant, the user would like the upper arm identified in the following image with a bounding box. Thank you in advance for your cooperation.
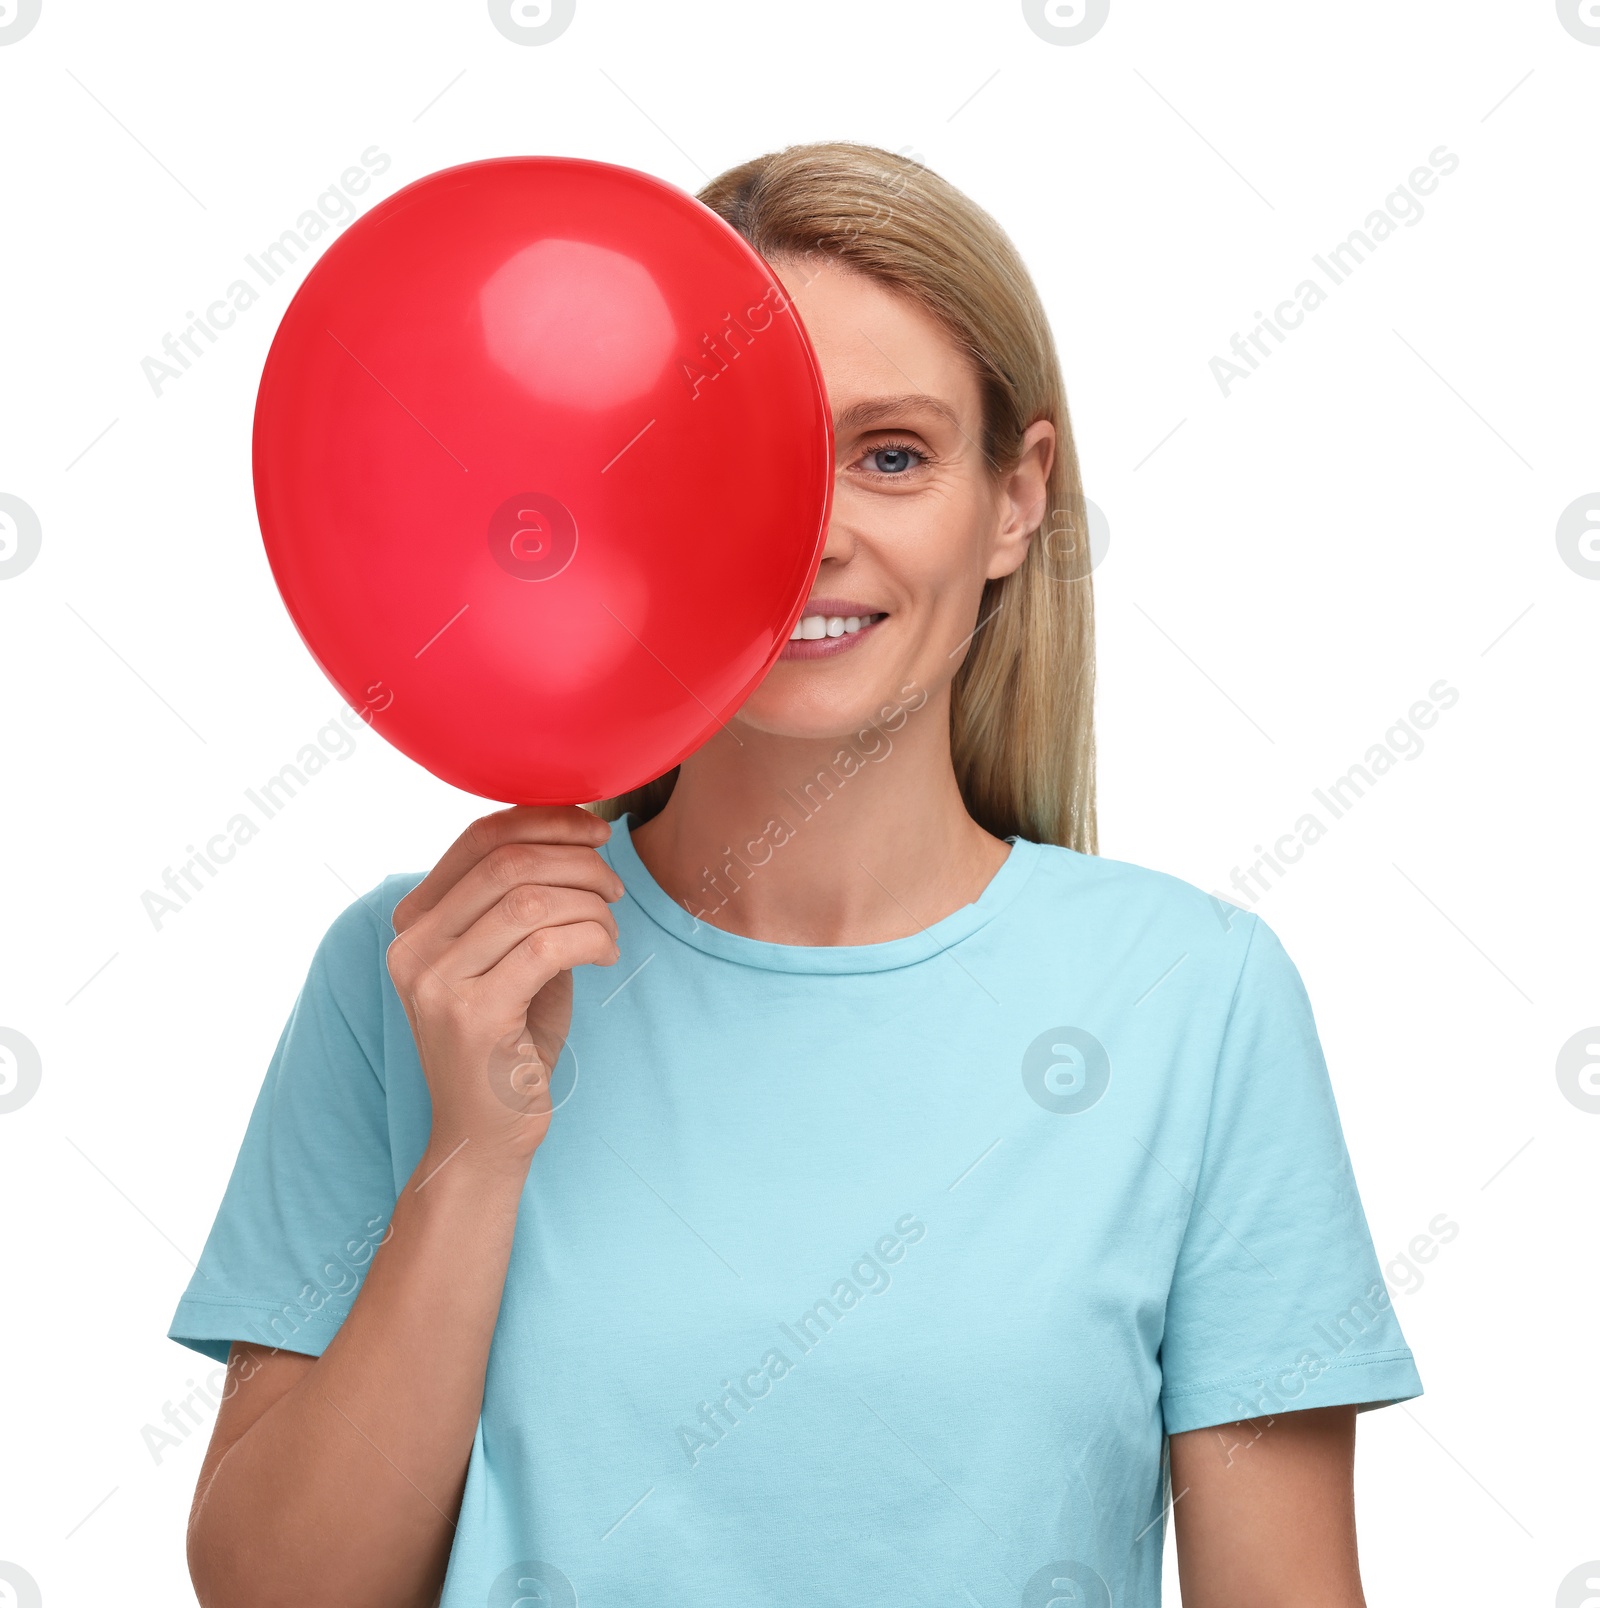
[1169,1405,1364,1608]
[190,1343,316,1527]
[167,889,404,1367]
[1159,917,1422,1435]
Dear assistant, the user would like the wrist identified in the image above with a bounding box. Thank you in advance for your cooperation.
[411,1131,538,1196]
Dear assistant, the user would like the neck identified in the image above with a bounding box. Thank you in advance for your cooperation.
[628,685,1010,946]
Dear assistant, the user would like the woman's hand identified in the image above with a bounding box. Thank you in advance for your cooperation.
[386,804,624,1174]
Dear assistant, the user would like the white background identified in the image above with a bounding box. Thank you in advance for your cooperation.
[1,1,1595,1604]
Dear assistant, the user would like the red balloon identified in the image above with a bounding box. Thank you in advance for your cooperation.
[253,156,833,804]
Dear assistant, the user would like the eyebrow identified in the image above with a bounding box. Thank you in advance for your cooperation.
[833,393,963,434]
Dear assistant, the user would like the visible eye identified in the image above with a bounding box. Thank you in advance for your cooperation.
[855,439,930,477]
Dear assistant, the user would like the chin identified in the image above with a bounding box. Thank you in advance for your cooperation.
[733,685,888,743]
[733,709,872,743]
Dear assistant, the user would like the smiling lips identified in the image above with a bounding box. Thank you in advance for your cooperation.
[779,597,888,660]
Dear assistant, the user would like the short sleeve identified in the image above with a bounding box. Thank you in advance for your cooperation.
[1158,915,1423,1435]
[167,887,401,1364]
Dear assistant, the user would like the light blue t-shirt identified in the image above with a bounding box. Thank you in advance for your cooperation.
[170,815,1421,1607]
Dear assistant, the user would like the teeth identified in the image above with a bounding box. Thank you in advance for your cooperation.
[788,613,881,641]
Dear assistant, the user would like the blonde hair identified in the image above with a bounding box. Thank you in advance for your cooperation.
[588,141,1097,853]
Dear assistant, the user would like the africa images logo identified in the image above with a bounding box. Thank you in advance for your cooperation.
[0,493,42,579]
[0,0,42,45]
[1022,1026,1111,1114]
[1022,0,1110,46]
[1209,147,1460,397]
[488,1559,577,1608]
[675,1214,928,1467]
[487,0,576,45]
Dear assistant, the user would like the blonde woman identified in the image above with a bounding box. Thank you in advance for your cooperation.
[172,143,1420,1608]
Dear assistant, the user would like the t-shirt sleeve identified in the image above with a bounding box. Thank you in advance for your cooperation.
[167,885,402,1364]
[1158,913,1423,1435]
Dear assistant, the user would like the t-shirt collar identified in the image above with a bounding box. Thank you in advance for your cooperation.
[602,810,1041,975]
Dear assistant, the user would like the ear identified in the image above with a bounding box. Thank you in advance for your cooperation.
[985,419,1056,581]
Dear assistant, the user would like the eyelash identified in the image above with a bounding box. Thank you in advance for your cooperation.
[855,437,932,476]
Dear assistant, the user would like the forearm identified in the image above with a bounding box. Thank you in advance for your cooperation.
[188,1147,529,1608]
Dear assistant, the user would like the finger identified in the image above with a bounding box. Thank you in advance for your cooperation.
[519,986,570,1075]
[407,841,625,952]
[450,884,619,978]
[476,919,619,1017]
[396,805,613,927]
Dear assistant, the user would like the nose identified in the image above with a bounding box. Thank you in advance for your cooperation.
[818,476,859,567]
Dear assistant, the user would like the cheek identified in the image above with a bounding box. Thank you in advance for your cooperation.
[901,508,999,640]
[864,484,994,603]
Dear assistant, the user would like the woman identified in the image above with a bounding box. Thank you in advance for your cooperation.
[172,142,1421,1607]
